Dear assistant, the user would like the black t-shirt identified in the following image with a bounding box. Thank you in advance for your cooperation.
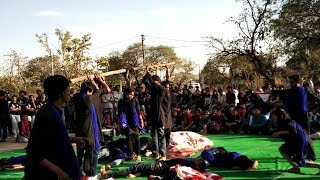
[138,92,147,105]
[9,102,21,115]
[26,101,36,116]
[36,100,47,108]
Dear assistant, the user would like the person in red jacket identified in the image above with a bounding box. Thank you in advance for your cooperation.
[181,109,196,131]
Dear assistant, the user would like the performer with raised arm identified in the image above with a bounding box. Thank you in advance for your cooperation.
[142,66,167,160]
[73,74,111,177]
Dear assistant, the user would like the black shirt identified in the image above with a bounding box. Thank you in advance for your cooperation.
[9,102,20,115]
[26,101,36,116]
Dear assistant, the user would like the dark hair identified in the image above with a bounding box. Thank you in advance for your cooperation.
[36,89,41,93]
[288,75,300,83]
[152,75,161,82]
[0,90,5,96]
[251,105,261,110]
[234,155,255,170]
[29,95,34,99]
[124,88,135,95]
[115,85,120,88]
[197,159,207,172]
[43,75,70,101]
[80,82,93,94]
[162,80,170,87]
[12,95,17,98]
[271,108,290,120]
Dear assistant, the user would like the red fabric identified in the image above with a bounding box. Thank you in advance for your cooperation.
[238,108,246,123]
[21,118,30,136]
[170,164,223,180]
[103,118,111,126]
[213,115,225,124]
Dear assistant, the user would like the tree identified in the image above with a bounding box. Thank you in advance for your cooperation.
[36,28,93,80]
[171,58,197,85]
[207,0,278,86]
[2,51,28,92]
[23,56,57,86]
[273,0,320,81]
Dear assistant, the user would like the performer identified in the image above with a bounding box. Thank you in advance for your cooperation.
[200,147,259,170]
[25,75,85,180]
[162,66,172,148]
[142,66,167,160]
[118,88,144,162]
[100,158,206,179]
[285,75,308,131]
[73,74,111,177]
[271,108,320,175]
[0,90,9,142]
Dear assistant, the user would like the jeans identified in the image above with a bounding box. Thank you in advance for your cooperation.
[10,114,20,137]
[27,116,35,129]
[151,127,166,157]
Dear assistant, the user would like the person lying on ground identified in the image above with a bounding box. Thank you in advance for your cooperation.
[0,155,26,171]
[99,137,153,170]
[199,147,259,170]
[100,158,206,179]
[271,108,320,175]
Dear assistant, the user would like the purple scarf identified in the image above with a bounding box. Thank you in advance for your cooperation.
[48,101,81,179]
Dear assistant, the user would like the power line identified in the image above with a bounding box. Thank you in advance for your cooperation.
[90,36,139,51]
[145,34,208,43]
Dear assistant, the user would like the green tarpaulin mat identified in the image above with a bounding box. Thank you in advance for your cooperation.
[0,134,319,180]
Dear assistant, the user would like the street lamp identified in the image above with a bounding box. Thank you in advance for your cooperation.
[141,34,145,65]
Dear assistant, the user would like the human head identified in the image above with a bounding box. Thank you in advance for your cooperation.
[125,88,135,100]
[251,106,261,116]
[21,114,28,121]
[152,75,161,85]
[211,107,217,115]
[184,108,191,114]
[240,102,246,109]
[70,88,75,95]
[162,81,170,92]
[218,88,223,94]
[80,82,93,96]
[19,91,26,97]
[29,95,34,101]
[36,89,42,97]
[12,95,17,103]
[41,93,46,100]
[104,113,111,119]
[213,90,218,95]
[231,108,239,116]
[216,108,222,116]
[227,86,233,92]
[271,108,289,123]
[192,158,207,172]
[115,85,120,92]
[43,75,71,103]
[288,75,300,88]
[195,109,201,116]
[0,90,5,97]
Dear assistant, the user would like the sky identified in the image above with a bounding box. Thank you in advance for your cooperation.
[0,0,244,72]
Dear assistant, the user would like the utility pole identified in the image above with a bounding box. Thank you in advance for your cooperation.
[198,64,201,82]
[141,34,145,65]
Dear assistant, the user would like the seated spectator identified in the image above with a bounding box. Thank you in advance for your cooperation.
[238,102,247,123]
[17,114,30,143]
[181,108,196,131]
[242,106,268,134]
[193,109,202,131]
[224,108,242,133]
[208,108,227,134]
[171,108,181,132]
[102,113,116,129]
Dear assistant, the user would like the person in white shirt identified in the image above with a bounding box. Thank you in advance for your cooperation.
[218,88,226,105]
[113,84,123,122]
[101,92,115,123]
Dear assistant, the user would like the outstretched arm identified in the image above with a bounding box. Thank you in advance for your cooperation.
[165,66,170,81]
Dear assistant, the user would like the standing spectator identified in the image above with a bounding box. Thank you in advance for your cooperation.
[203,89,212,110]
[113,84,123,122]
[0,90,9,142]
[226,86,236,106]
[9,95,21,139]
[35,89,42,103]
[25,95,36,128]
[36,93,47,109]
[102,91,115,123]
[73,74,111,177]
[118,88,143,163]
[17,114,30,143]
[142,67,167,160]
[285,75,308,131]
[25,75,84,180]
[17,91,28,107]
[218,88,226,105]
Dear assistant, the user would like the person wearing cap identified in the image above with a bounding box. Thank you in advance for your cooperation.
[25,75,85,180]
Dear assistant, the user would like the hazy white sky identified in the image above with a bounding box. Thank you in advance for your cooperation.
[0,0,244,71]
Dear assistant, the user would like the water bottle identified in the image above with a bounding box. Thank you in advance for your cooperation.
[203,124,207,134]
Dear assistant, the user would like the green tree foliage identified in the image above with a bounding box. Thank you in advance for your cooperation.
[273,0,320,81]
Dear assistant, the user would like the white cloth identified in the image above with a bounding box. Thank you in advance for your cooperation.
[218,92,226,104]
